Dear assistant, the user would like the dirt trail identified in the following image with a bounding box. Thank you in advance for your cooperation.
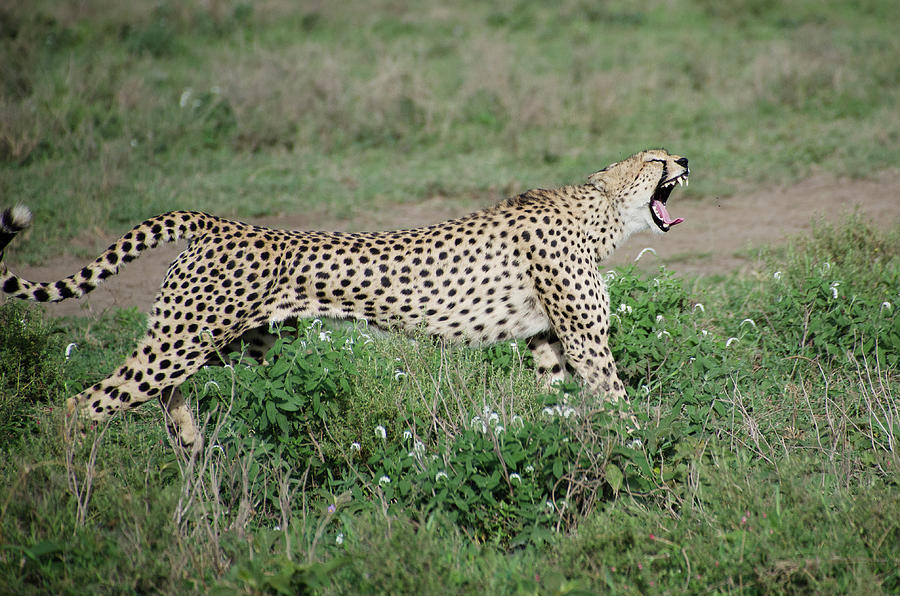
[8,172,900,319]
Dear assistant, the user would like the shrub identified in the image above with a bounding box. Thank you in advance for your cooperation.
[0,301,64,440]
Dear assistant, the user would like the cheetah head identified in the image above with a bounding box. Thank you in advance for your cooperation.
[588,149,689,234]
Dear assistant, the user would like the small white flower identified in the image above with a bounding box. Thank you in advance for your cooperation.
[830,281,840,299]
[471,416,487,433]
[64,343,78,361]
[773,271,782,280]
[378,475,391,486]
[510,341,519,353]
[402,430,412,441]
[656,330,671,339]
[511,415,524,428]
[273,525,281,531]
[693,303,705,313]
[740,318,757,328]
[130,139,138,148]
[350,442,361,452]
[509,473,522,483]
[542,405,578,419]
[488,412,500,426]
[413,440,425,456]
[641,385,650,395]
[656,314,664,323]
[634,247,657,262]
[394,370,407,380]
[617,303,633,315]
[525,465,535,474]
[629,438,643,449]
[726,337,739,347]
[336,532,344,545]
[882,301,893,311]
[701,329,709,336]
[435,470,448,482]
[319,331,331,342]
[495,425,505,434]
[375,425,386,440]
[179,87,193,108]
[545,500,555,510]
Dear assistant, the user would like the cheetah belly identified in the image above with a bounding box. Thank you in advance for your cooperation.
[264,229,552,345]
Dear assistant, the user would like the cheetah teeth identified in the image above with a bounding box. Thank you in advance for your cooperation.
[662,174,689,188]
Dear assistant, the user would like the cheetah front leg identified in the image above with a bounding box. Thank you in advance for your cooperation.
[533,270,627,402]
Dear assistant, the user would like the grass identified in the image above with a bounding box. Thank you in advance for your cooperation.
[1,0,899,262]
[0,215,898,594]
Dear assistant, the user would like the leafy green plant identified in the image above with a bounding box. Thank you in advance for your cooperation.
[194,321,396,473]
[0,301,64,440]
[606,265,693,385]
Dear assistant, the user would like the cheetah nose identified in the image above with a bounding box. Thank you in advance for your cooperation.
[675,157,688,168]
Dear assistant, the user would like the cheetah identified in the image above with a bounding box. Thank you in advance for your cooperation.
[0,149,688,444]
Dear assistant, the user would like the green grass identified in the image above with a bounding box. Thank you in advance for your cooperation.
[0,216,898,594]
[2,0,899,262]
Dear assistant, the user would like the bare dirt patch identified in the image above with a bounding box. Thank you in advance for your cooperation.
[7,173,900,319]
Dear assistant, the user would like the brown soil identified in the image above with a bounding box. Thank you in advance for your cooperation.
[8,172,900,319]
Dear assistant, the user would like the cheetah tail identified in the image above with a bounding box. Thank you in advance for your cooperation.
[1,208,217,303]
[0,205,33,257]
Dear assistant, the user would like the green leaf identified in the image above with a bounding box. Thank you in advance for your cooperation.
[269,357,292,377]
[552,458,563,479]
[606,464,624,494]
[276,400,300,412]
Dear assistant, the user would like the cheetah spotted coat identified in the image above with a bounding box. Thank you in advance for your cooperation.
[1,149,688,444]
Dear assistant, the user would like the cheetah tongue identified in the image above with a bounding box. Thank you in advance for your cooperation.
[651,199,684,227]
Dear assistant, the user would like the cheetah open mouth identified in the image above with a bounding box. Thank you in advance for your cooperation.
[650,171,687,232]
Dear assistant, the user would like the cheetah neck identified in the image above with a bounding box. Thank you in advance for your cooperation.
[578,185,632,262]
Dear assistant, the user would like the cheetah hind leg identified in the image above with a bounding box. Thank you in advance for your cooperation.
[160,386,201,447]
[65,329,223,442]
[528,331,568,390]
[158,325,280,447]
